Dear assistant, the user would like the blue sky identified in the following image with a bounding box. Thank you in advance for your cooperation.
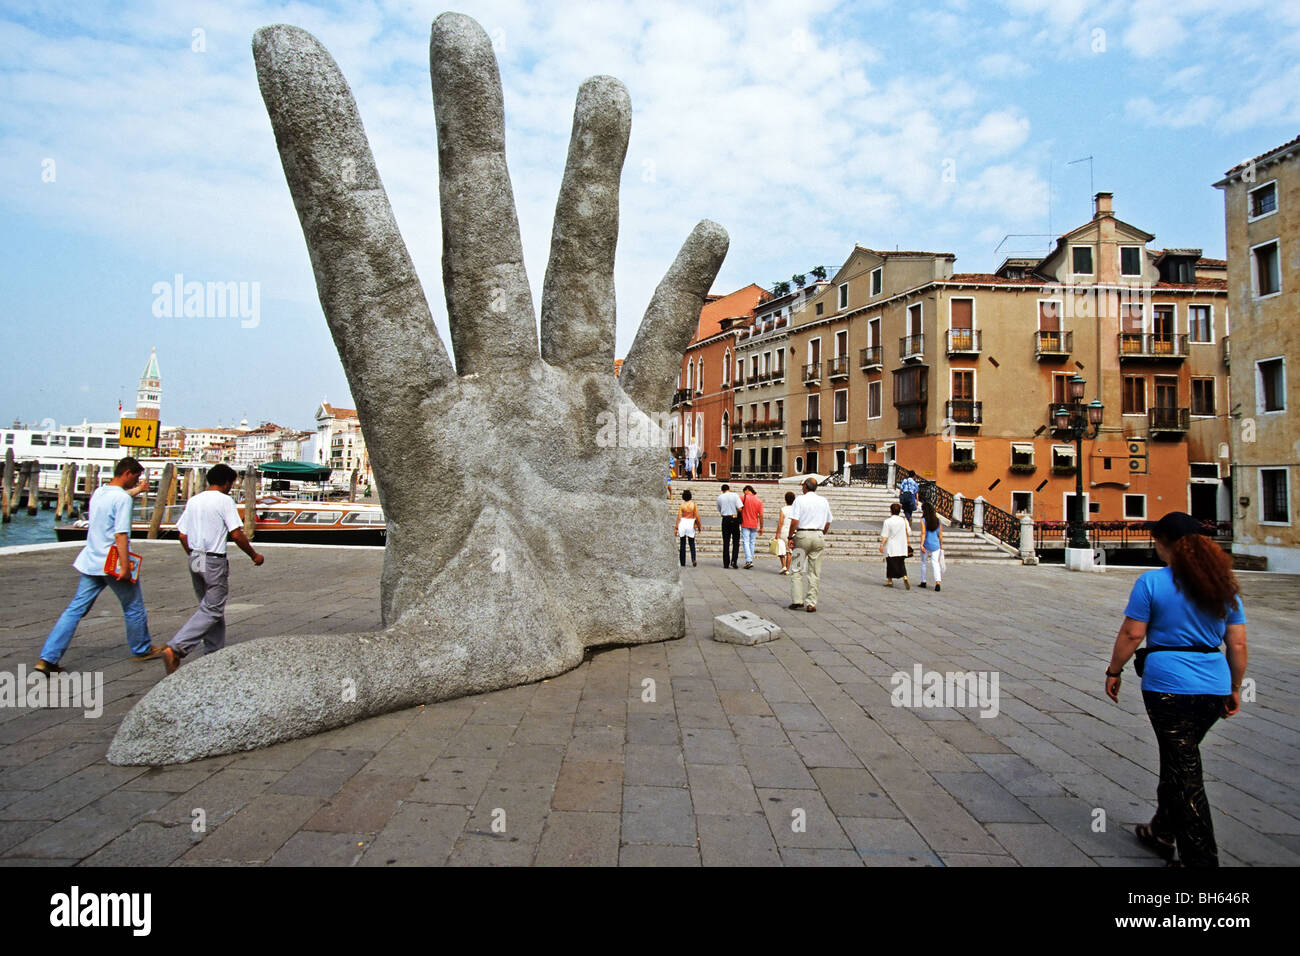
[2,0,1298,430]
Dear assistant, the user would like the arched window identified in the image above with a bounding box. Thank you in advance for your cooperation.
[720,412,729,447]
[722,349,731,386]
[686,361,693,392]
[795,455,804,474]
[695,358,703,393]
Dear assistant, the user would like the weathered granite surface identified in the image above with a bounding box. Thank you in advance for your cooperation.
[714,612,783,646]
[107,12,728,765]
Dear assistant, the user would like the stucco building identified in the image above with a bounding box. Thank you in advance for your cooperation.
[1216,136,1300,571]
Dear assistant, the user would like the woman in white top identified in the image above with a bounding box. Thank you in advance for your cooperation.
[777,491,796,575]
[879,501,911,589]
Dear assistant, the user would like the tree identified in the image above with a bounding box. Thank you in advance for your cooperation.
[810,265,827,281]
[792,273,806,288]
[773,281,791,296]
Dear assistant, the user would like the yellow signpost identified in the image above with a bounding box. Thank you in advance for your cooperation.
[118,418,159,449]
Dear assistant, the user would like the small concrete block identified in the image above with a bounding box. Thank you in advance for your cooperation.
[714,612,783,646]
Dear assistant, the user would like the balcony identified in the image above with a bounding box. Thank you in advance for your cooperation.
[945,400,983,426]
[1223,335,1230,366]
[770,367,786,384]
[859,346,882,371]
[899,333,925,362]
[671,388,691,408]
[946,328,981,355]
[1034,330,1072,360]
[803,362,822,386]
[896,403,926,431]
[828,356,850,380]
[1118,333,1188,361]
[801,418,822,440]
[1148,406,1190,435]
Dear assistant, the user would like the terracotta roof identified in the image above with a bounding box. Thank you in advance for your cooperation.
[1154,278,1227,290]
[320,403,358,419]
[945,273,1046,286]
[691,284,769,343]
[1223,133,1300,177]
[1196,257,1227,268]
[855,245,956,259]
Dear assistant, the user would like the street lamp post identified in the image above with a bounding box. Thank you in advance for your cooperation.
[1053,374,1105,554]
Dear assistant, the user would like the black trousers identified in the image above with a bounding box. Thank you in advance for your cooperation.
[679,535,696,566]
[1143,691,1223,867]
[720,516,741,567]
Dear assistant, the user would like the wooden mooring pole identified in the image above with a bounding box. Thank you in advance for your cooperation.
[25,461,40,516]
[1,450,13,523]
[242,466,258,539]
[147,462,176,539]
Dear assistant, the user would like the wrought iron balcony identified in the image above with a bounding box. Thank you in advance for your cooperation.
[899,333,925,362]
[1118,333,1188,360]
[945,400,983,426]
[1148,406,1190,434]
[802,362,822,385]
[670,388,691,408]
[896,403,926,431]
[828,356,850,379]
[1034,330,1072,359]
[801,418,822,440]
[946,328,981,355]
[859,346,882,371]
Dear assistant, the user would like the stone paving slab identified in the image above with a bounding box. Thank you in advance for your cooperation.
[0,541,1297,865]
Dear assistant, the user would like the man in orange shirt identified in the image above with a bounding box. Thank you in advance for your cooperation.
[739,485,765,569]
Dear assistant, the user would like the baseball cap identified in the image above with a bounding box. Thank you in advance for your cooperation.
[1146,511,1208,542]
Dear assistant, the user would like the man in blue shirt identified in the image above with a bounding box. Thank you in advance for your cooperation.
[898,471,919,525]
[35,457,161,673]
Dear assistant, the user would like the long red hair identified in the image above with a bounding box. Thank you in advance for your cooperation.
[1162,533,1240,618]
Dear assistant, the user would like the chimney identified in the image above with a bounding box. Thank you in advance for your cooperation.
[1094,191,1114,219]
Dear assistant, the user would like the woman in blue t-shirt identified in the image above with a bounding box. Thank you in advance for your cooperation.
[1104,512,1249,867]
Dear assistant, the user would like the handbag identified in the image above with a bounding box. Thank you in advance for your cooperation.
[907,545,914,557]
[768,537,780,556]
[1133,644,1223,677]
[104,544,142,583]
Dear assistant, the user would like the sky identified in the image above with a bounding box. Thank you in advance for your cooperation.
[2,0,1298,431]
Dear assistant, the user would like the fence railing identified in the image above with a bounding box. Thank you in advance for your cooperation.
[1034,519,1231,549]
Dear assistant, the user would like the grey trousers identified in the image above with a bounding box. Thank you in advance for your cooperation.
[790,530,825,607]
[169,553,229,657]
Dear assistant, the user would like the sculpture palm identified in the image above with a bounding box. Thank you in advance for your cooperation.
[108,12,727,765]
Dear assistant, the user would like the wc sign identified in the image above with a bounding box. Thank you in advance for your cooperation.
[118,418,159,449]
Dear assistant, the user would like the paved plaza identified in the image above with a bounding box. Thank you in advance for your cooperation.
[0,541,1296,866]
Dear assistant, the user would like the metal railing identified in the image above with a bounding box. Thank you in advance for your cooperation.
[829,356,850,378]
[899,333,924,360]
[1034,330,1072,357]
[1118,333,1188,359]
[803,362,822,384]
[945,400,982,425]
[1148,406,1190,432]
[860,346,882,369]
[946,328,981,353]
[801,418,822,438]
[1034,519,1231,550]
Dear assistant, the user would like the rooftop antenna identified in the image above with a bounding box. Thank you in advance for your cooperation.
[1067,155,1094,213]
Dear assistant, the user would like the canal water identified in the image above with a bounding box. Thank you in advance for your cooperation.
[0,506,63,548]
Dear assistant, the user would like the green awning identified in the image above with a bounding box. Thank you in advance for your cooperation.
[258,460,332,480]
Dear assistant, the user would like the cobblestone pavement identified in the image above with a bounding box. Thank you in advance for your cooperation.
[0,542,1296,866]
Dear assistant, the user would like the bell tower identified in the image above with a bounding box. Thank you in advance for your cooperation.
[136,348,161,421]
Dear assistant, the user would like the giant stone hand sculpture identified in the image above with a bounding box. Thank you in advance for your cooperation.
[107,12,727,765]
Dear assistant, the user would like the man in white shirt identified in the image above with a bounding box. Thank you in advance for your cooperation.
[716,484,743,569]
[159,464,264,674]
[785,478,833,611]
[880,501,911,589]
[36,457,158,673]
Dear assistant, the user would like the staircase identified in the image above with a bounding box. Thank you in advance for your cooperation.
[668,480,1018,563]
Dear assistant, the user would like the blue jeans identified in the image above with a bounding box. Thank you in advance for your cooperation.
[741,526,758,563]
[41,572,152,663]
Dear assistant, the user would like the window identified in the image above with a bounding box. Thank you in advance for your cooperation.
[68,435,85,447]
[293,511,341,525]
[1253,241,1281,297]
[893,366,927,405]
[1120,246,1142,277]
[833,389,848,423]
[3,433,11,445]
[907,302,922,335]
[1153,304,1175,338]
[816,302,824,316]
[835,329,847,357]
[1258,358,1286,412]
[1010,442,1035,467]
[722,350,731,385]
[951,439,975,463]
[1052,372,1071,405]
[1011,491,1033,515]
[772,448,783,472]
[1261,469,1290,524]
[838,283,849,310]
[1249,181,1277,219]
[1191,379,1215,416]
[720,413,729,447]
[1123,376,1147,415]
[1120,302,1145,333]
[868,316,880,347]
[1052,445,1077,469]
[31,433,47,445]
[868,381,882,419]
[733,449,741,472]
[870,267,883,297]
[1071,245,1094,275]
[709,462,717,478]
[1124,495,1147,519]
[1038,299,1062,331]
[795,455,804,474]
[50,434,66,446]
[1188,305,1212,343]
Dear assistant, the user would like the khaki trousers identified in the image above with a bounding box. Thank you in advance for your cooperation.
[790,530,825,607]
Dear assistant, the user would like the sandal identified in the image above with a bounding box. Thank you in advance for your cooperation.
[1135,823,1175,861]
